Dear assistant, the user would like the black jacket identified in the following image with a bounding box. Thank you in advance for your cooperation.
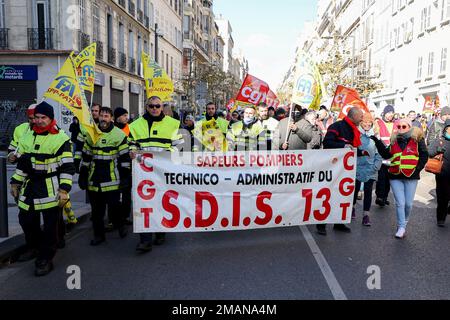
[428,133,450,178]
[323,119,356,149]
[372,127,428,180]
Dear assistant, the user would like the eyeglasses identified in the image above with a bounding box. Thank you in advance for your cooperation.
[397,125,409,130]
[147,104,162,109]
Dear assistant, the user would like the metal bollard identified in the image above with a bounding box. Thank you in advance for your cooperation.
[0,157,9,238]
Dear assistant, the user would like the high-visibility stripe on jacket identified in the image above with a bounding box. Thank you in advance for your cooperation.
[389,139,420,177]
[81,125,130,193]
[227,121,267,151]
[261,117,279,150]
[128,116,183,152]
[8,122,31,154]
[11,129,75,212]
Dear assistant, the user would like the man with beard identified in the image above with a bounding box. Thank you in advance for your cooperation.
[227,106,266,151]
[78,107,130,246]
[129,96,184,253]
[374,105,396,207]
[258,103,279,151]
[278,104,313,151]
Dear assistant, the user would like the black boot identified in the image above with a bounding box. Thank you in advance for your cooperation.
[118,226,128,239]
[154,233,166,245]
[316,225,327,236]
[334,224,352,233]
[17,249,38,262]
[90,236,106,246]
[136,241,152,253]
[35,260,54,277]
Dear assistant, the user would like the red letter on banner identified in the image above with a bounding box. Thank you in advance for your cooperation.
[137,180,156,200]
[195,192,219,228]
[255,192,273,226]
[339,178,355,196]
[344,151,355,171]
[141,208,153,228]
[232,192,241,227]
[162,191,180,229]
[140,153,154,172]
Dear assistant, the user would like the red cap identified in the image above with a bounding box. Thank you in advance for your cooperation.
[27,104,37,117]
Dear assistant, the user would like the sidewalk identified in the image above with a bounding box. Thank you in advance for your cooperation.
[0,164,92,263]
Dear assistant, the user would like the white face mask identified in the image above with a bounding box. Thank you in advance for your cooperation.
[243,117,255,125]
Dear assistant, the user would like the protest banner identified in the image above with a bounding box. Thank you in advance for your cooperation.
[133,150,356,233]
[72,43,96,93]
[232,74,270,113]
[331,85,370,119]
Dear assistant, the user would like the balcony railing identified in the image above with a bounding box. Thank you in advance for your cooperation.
[128,1,135,16]
[28,28,54,50]
[118,0,125,8]
[129,57,136,73]
[119,51,127,69]
[108,46,116,65]
[78,31,90,51]
[95,40,104,61]
[0,28,9,50]
[144,16,149,28]
[137,9,143,24]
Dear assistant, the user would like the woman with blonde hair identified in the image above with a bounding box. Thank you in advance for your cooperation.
[371,118,429,239]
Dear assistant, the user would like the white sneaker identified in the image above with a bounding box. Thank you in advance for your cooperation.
[395,228,406,239]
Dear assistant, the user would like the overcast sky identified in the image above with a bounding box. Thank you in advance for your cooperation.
[214,0,318,90]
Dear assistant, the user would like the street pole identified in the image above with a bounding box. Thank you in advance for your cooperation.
[351,35,356,88]
[0,157,9,238]
[154,23,159,63]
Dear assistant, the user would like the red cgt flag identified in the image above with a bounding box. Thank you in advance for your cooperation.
[265,90,281,109]
[235,74,270,109]
[331,85,370,119]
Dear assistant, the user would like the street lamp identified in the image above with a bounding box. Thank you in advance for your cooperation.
[154,23,163,63]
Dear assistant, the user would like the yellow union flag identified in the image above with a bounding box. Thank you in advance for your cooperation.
[72,43,97,93]
[142,51,174,101]
[44,55,100,144]
[291,50,325,110]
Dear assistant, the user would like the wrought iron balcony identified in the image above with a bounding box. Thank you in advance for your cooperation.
[119,51,127,69]
[95,40,104,61]
[128,1,135,16]
[144,16,149,28]
[28,28,54,50]
[0,28,8,50]
[118,0,125,8]
[78,31,90,51]
[108,46,116,65]
[129,57,136,73]
[137,9,143,24]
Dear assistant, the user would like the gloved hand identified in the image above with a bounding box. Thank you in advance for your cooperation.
[7,152,18,164]
[119,175,131,190]
[57,189,70,208]
[369,136,379,142]
[10,184,21,202]
[74,158,81,174]
[78,166,88,191]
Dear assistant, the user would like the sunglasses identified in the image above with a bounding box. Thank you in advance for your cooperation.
[147,104,162,109]
[397,125,409,130]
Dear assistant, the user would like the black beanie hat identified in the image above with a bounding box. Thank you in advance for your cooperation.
[114,107,128,119]
[34,101,55,120]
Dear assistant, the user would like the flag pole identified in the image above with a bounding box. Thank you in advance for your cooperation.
[284,103,294,145]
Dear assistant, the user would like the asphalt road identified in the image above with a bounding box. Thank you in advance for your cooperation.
[0,173,449,300]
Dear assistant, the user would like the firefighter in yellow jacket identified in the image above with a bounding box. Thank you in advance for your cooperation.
[227,106,267,151]
[193,102,229,152]
[7,104,36,164]
[10,102,75,277]
[129,96,184,253]
[78,107,130,246]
